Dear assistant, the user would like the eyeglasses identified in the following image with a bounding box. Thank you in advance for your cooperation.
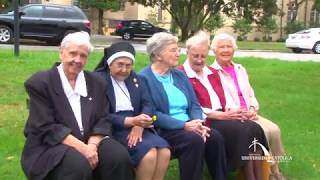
[113,62,133,70]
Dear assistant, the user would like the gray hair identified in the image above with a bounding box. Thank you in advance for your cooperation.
[60,31,94,53]
[146,32,178,61]
[186,30,210,50]
[211,33,237,50]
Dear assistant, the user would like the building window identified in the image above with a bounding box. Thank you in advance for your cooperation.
[287,1,297,22]
[310,9,320,26]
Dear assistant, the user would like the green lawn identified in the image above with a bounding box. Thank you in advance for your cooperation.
[237,41,287,51]
[0,49,319,179]
[96,38,288,52]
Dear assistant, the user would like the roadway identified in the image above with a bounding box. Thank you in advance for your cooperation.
[1,35,319,62]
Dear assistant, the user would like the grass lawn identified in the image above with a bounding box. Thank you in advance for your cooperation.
[236,41,287,51]
[0,49,319,179]
[96,38,288,52]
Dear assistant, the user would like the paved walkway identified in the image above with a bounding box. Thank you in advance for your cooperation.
[130,43,320,62]
[1,35,319,62]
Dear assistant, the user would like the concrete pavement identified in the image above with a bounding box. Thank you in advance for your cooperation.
[117,41,320,62]
[1,34,319,62]
[91,35,320,62]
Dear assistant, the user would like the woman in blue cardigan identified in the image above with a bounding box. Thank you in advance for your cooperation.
[140,32,227,180]
[95,42,170,180]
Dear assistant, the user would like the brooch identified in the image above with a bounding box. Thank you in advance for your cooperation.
[133,78,139,88]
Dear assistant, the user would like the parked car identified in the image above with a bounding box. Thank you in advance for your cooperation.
[114,20,168,40]
[0,4,90,45]
[285,28,320,54]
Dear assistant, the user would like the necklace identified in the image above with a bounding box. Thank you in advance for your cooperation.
[112,77,131,102]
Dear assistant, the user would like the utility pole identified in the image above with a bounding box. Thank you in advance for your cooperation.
[13,0,20,56]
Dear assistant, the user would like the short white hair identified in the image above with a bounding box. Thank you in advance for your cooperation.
[146,32,178,59]
[60,31,94,53]
[186,30,210,49]
[211,33,237,50]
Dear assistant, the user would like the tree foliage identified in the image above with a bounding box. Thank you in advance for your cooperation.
[129,0,278,41]
[79,0,126,34]
[204,14,224,34]
[314,0,320,11]
[257,17,278,41]
[232,18,252,41]
[0,0,11,11]
[0,0,9,5]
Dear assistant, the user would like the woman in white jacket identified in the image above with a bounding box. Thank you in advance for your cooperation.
[211,33,286,180]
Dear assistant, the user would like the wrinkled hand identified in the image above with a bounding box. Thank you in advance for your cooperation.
[127,126,144,148]
[80,144,98,169]
[184,119,210,142]
[225,108,247,121]
[242,108,257,120]
[133,114,153,128]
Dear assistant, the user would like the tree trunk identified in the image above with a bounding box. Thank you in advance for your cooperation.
[98,8,104,35]
[280,0,284,39]
[180,27,189,42]
[304,0,308,27]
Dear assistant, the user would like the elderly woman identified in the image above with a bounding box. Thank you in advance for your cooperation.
[139,32,227,180]
[21,32,134,180]
[210,33,285,180]
[95,42,170,180]
[179,31,269,180]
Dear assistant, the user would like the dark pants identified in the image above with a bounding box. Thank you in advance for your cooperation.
[47,137,134,180]
[205,129,227,180]
[160,129,227,180]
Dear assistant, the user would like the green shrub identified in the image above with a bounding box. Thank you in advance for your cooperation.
[276,38,286,42]
[254,37,261,42]
[286,21,305,34]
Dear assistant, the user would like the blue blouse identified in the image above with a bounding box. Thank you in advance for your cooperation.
[154,72,189,121]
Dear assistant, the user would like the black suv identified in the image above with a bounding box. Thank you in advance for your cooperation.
[0,4,90,45]
[114,20,168,40]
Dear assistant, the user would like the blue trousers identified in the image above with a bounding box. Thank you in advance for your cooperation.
[160,129,227,180]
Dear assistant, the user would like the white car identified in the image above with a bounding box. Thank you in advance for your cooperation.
[285,28,320,54]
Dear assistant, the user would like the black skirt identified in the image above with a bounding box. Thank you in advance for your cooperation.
[210,120,268,172]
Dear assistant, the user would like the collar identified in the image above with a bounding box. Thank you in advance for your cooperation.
[183,59,212,79]
[57,64,87,98]
[211,60,240,71]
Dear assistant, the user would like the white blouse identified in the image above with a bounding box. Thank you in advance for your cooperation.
[57,64,87,135]
[110,76,134,112]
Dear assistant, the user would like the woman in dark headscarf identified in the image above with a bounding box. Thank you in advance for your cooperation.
[95,42,170,180]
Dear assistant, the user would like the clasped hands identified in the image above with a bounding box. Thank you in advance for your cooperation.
[126,114,154,148]
[63,134,101,170]
[224,107,257,121]
[184,119,211,142]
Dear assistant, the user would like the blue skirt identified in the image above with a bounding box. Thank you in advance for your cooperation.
[113,128,169,166]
